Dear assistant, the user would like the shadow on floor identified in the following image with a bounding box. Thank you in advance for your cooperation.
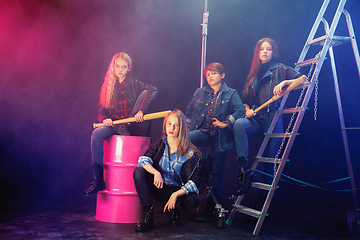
[0,192,358,240]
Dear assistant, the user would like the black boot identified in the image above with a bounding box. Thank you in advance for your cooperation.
[169,210,180,227]
[196,198,216,222]
[236,157,254,196]
[135,204,154,232]
[84,163,106,196]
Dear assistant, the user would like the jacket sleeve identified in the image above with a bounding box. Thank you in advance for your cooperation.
[185,90,197,128]
[138,139,163,167]
[180,156,199,194]
[97,105,109,123]
[225,90,246,126]
[286,67,301,80]
[134,79,159,113]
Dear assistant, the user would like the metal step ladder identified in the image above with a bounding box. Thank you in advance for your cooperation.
[226,0,360,236]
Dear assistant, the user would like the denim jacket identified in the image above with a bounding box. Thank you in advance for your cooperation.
[186,82,245,151]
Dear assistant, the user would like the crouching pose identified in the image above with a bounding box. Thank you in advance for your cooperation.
[133,110,201,232]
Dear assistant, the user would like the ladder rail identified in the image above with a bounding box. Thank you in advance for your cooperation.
[329,45,359,212]
[296,0,330,71]
[229,0,360,236]
[343,9,360,78]
[324,18,360,212]
[326,0,347,41]
[256,90,291,158]
[253,64,319,235]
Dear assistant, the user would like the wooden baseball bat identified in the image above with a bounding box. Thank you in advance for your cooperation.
[250,75,307,116]
[93,110,172,129]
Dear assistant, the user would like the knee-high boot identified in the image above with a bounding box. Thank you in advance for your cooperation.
[236,157,254,196]
[84,163,106,196]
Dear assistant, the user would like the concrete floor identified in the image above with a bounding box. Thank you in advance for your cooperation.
[0,193,357,240]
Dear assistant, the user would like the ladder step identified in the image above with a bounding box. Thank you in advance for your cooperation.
[255,156,282,163]
[308,35,351,46]
[232,204,261,219]
[344,127,360,130]
[277,107,303,115]
[265,132,292,138]
[251,182,272,191]
[295,58,316,68]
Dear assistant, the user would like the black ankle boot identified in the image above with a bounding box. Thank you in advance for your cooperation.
[169,210,180,227]
[236,157,254,196]
[84,163,106,196]
[135,204,154,232]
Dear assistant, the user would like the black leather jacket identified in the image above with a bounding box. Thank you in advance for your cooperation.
[243,61,300,113]
[143,138,200,190]
[98,78,158,122]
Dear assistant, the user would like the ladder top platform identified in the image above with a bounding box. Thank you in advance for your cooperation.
[308,35,351,46]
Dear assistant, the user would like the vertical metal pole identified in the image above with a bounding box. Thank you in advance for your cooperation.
[200,0,209,88]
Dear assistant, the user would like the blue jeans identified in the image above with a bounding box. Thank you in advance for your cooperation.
[233,113,283,184]
[189,130,227,202]
[90,90,151,166]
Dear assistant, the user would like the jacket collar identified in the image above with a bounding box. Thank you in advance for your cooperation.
[261,61,279,80]
[269,61,279,71]
[204,82,229,93]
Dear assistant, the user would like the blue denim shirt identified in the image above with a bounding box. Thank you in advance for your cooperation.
[186,82,245,151]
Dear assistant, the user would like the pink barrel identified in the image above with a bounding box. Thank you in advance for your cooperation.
[95,135,150,223]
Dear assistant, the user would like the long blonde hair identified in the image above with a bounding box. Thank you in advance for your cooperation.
[99,52,132,109]
[162,110,201,159]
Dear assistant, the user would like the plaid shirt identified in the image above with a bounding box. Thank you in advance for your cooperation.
[138,139,198,195]
[200,89,219,135]
[114,80,133,119]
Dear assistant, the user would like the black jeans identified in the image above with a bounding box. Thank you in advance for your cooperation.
[133,167,199,211]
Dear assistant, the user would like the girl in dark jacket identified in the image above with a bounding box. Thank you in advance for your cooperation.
[133,110,201,232]
[234,38,300,196]
[84,52,158,196]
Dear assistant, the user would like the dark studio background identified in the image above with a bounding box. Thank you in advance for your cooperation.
[0,0,359,212]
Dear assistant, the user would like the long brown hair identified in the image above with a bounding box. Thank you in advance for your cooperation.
[162,110,201,159]
[242,38,279,99]
[99,52,132,109]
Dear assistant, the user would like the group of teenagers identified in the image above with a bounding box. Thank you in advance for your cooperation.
[84,37,301,232]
